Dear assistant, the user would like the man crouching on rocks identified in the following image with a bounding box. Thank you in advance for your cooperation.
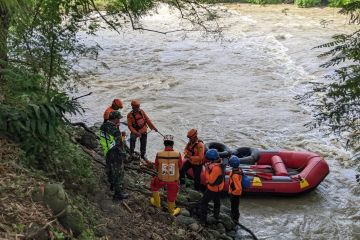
[150,135,182,216]
[100,111,129,201]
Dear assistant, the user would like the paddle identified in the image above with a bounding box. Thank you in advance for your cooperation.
[243,171,273,180]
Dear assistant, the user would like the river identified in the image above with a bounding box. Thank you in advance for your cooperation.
[74,4,360,239]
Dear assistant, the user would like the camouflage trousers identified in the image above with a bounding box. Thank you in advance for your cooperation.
[105,146,126,194]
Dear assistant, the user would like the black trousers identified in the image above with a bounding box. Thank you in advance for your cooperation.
[230,194,240,222]
[129,132,147,157]
[179,161,202,191]
[200,189,221,223]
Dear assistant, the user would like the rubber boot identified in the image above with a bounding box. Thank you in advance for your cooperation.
[150,191,161,208]
[168,201,181,216]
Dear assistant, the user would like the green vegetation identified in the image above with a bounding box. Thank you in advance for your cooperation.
[298,2,360,162]
[295,0,320,7]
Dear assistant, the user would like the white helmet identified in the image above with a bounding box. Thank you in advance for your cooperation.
[163,135,174,142]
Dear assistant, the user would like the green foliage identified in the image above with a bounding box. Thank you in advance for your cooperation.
[329,0,351,7]
[298,1,360,152]
[295,0,320,7]
[247,0,283,4]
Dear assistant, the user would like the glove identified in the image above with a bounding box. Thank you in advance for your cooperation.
[154,128,158,132]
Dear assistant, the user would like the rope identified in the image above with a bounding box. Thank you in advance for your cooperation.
[235,222,258,240]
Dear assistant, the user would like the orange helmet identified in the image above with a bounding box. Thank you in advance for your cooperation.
[187,129,197,139]
[131,99,140,107]
[112,99,123,109]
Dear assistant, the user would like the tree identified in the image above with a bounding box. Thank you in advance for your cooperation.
[298,1,360,153]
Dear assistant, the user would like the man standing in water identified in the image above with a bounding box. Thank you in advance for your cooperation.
[150,134,182,216]
[100,111,129,201]
[127,100,158,160]
[180,128,205,191]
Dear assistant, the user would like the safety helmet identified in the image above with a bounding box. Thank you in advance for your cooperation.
[187,128,197,139]
[229,155,240,168]
[109,111,122,120]
[131,100,140,107]
[205,149,219,161]
[112,98,123,109]
[163,135,174,142]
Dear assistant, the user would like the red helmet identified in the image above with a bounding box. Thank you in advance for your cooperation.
[112,99,123,109]
[187,129,197,139]
[131,100,140,107]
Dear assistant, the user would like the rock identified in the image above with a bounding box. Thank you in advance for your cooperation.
[206,229,222,239]
[58,206,85,237]
[43,184,68,215]
[220,205,231,214]
[220,233,233,240]
[79,131,98,150]
[151,232,162,240]
[207,216,218,225]
[226,230,237,238]
[187,189,203,202]
[180,208,190,217]
[219,213,235,231]
[177,193,187,203]
[189,223,200,231]
[216,222,226,234]
[175,215,197,226]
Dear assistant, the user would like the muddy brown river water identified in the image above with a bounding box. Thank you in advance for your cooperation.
[74,4,360,239]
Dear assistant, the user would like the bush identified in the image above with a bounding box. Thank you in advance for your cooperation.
[247,0,284,3]
[295,0,321,7]
[329,0,351,7]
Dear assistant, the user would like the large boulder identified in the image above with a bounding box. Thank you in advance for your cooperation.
[58,206,86,237]
[187,189,203,202]
[43,184,68,215]
[219,213,235,231]
[175,215,197,226]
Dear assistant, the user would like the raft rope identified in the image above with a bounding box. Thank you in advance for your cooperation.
[235,222,258,240]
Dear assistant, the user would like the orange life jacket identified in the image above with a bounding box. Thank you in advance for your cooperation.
[229,169,243,196]
[184,139,205,165]
[157,150,180,182]
[132,110,146,130]
[205,162,225,192]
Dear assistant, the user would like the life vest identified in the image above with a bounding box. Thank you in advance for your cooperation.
[205,162,225,192]
[99,131,115,156]
[185,139,204,165]
[157,150,180,182]
[131,110,146,130]
[229,169,243,196]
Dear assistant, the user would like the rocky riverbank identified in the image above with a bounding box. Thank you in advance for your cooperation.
[0,123,254,239]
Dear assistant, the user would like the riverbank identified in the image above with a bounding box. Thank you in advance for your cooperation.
[0,123,254,239]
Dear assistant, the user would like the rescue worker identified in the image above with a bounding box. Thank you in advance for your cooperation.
[228,155,243,223]
[150,135,182,216]
[199,149,225,224]
[127,100,157,160]
[100,111,129,201]
[103,98,123,123]
[179,129,205,191]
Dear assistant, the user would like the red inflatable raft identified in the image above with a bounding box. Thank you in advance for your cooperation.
[186,146,330,195]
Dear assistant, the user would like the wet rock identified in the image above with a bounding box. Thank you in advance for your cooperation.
[220,205,231,214]
[180,208,190,217]
[219,213,235,231]
[207,216,218,225]
[79,131,98,150]
[173,229,187,240]
[189,223,200,231]
[226,230,237,238]
[206,229,222,239]
[216,222,226,234]
[177,193,187,203]
[220,233,233,240]
[187,189,203,202]
[175,215,197,226]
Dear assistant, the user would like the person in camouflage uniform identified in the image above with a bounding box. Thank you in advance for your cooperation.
[100,111,129,201]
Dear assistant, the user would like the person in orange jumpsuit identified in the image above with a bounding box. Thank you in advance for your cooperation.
[199,149,225,224]
[228,155,243,223]
[103,99,123,123]
[179,129,205,191]
[150,135,182,216]
[127,100,157,160]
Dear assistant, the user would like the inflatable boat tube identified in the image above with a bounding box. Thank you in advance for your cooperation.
[231,147,260,165]
[205,142,231,158]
